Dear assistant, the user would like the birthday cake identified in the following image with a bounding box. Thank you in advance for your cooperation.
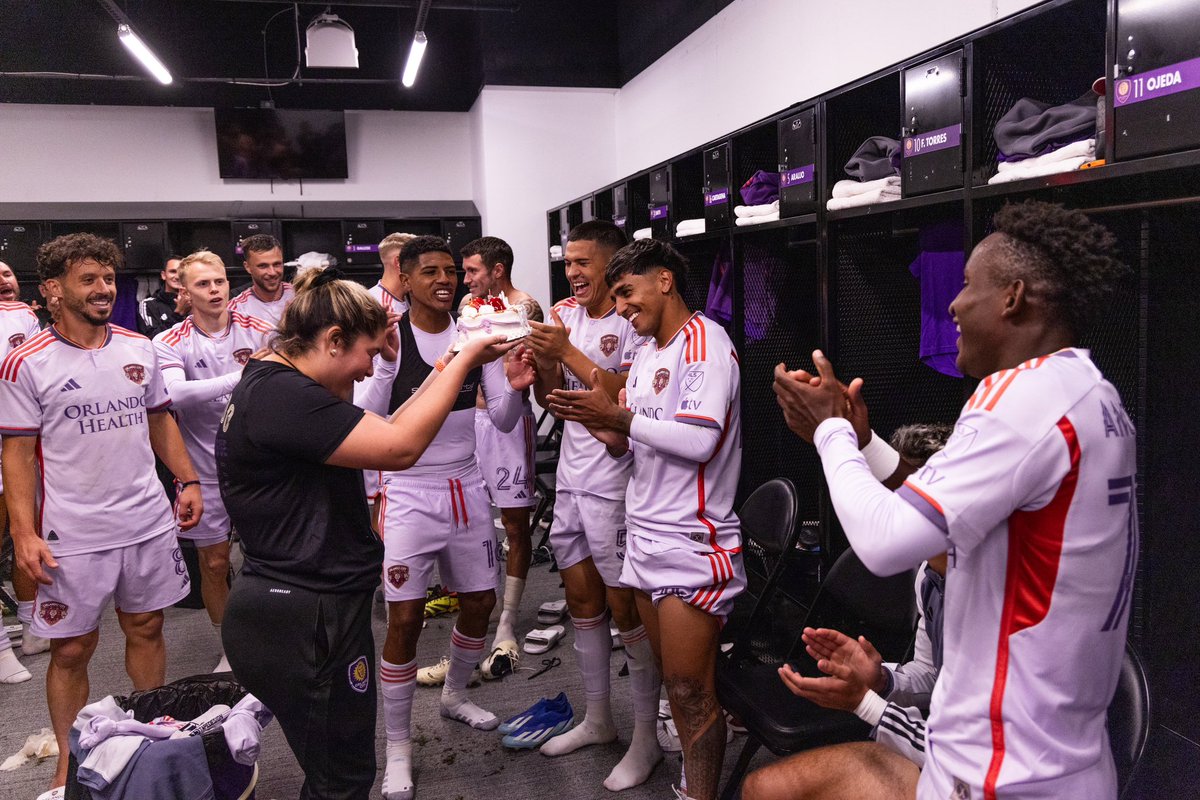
[453,293,531,351]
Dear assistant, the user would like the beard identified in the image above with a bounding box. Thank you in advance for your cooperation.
[63,293,113,326]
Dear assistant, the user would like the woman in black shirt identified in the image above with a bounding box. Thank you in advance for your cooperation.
[216,267,517,800]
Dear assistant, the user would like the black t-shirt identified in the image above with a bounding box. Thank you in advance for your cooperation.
[216,359,382,593]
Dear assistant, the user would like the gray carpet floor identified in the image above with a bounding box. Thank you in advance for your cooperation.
[1,541,768,800]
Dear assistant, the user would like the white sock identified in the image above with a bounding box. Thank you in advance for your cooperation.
[493,575,525,645]
[602,625,663,790]
[0,636,31,684]
[440,628,497,730]
[381,658,418,741]
[382,740,414,800]
[16,601,33,625]
[540,613,616,756]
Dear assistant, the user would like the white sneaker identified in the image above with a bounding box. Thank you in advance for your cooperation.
[22,624,50,656]
[416,657,481,687]
[480,640,519,680]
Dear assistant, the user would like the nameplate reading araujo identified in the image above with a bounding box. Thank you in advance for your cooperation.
[649,205,668,220]
[781,165,815,187]
[903,124,962,157]
[1114,56,1200,107]
[704,189,729,207]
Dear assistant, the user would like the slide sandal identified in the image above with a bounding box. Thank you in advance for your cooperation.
[523,625,565,655]
[537,599,568,626]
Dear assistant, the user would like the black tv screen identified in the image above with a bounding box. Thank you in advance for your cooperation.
[215,108,348,180]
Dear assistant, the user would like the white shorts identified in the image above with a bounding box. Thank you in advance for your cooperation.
[549,492,628,587]
[379,473,499,602]
[619,528,746,624]
[364,469,383,502]
[176,481,232,548]
[32,533,191,638]
[475,410,537,509]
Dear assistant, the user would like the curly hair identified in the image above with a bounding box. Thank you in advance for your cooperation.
[36,233,123,282]
[889,423,955,467]
[990,200,1127,336]
[604,238,688,297]
[398,235,452,274]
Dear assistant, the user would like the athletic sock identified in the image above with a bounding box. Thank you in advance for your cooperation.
[16,601,32,625]
[0,636,31,684]
[603,626,663,790]
[540,613,617,756]
[382,740,414,800]
[493,575,525,645]
[440,628,498,730]
[19,604,49,656]
[381,658,418,741]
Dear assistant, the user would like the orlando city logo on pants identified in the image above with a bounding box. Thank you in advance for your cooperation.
[348,656,370,693]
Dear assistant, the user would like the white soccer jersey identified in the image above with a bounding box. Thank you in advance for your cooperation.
[368,281,409,315]
[0,302,42,493]
[153,312,273,483]
[554,297,640,500]
[227,283,294,328]
[623,312,742,549]
[898,349,1136,800]
[0,325,176,557]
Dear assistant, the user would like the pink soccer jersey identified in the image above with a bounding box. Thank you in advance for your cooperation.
[623,312,742,549]
[369,282,409,316]
[227,282,294,328]
[153,312,273,482]
[0,302,41,493]
[554,297,640,500]
[898,349,1137,800]
[0,325,176,557]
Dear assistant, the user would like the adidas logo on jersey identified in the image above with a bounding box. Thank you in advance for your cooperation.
[47,530,60,541]
[60,379,82,392]
[514,490,528,500]
[195,359,208,369]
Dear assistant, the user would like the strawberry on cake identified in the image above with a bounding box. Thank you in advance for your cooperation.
[454,293,532,351]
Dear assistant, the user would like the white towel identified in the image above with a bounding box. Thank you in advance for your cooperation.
[831,176,901,199]
[826,185,902,211]
[997,139,1095,173]
[734,211,780,226]
[548,245,563,259]
[633,228,652,241]
[675,218,706,236]
[734,200,779,219]
[987,155,1091,185]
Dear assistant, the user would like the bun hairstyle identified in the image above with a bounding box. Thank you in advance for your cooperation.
[274,267,388,357]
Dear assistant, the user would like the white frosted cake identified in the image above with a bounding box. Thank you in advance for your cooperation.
[453,293,532,351]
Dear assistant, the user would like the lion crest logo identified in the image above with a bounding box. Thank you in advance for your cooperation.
[39,601,69,626]
[387,564,410,589]
[123,363,146,384]
[652,368,670,394]
[599,334,619,357]
[233,348,252,366]
[8,333,25,349]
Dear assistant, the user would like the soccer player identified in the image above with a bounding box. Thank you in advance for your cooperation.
[154,250,273,672]
[458,235,543,673]
[137,254,187,338]
[524,221,664,790]
[0,233,203,792]
[548,238,745,800]
[228,233,294,327]
[0,261,39,682]
[353,235,534,800]
[772,200,1134,800]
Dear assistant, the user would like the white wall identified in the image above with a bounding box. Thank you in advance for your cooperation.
[613,0,1043,175]
[0,104,474,202]
[469,86,617,310]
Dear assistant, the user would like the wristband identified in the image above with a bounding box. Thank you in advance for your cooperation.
[861,430,901,482]
[434,358,446,373]
[177,480,200,490]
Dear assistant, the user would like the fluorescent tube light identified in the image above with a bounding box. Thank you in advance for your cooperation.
[401,32,427,88]
[118,23,173,85]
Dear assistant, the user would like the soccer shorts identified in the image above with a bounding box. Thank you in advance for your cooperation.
[549,491,628,587]
[475,409,537,509]
[31,532,191,638]
[379,472,499,602]
[364,469,383,503]
[619,527,746,624]
[176,481,232,548]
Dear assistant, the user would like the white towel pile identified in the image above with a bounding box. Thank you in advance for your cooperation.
[548,245,563,259]
[676,218,706,237]
[733,200,780,226]
[633,227,653,241]
[826,176,902,211]
[987,139,1095,185]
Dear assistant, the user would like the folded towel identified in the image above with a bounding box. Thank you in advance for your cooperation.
[831,176,901,199]
[844,136,902,181]
[549,245,563,259]
[996,139,1094,172]
[987,156,1091,184]
[826,186,902,211]
[633,228,652,241]
[735,211,780,226]
[675,218,706,236]
[734,200,780,219]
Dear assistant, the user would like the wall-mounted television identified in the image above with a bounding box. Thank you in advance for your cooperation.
[214,108,348,180]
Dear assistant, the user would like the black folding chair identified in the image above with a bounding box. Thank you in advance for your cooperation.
[1109,642,1151,798]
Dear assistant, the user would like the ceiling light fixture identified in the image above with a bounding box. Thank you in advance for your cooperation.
[305,12,360,69]
[117,23,173,85]
[401,31,427,88]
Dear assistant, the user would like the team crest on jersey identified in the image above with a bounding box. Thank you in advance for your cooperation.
[9,333,25,348]
[652,368,670,394]
[599,334,619,357]
[233,348,252,366]
[123,363,146,385]
[39,601,69,626]
[348,656,370,693]
[387,564,410,588]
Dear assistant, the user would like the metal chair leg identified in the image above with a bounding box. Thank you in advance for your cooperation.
[720,735,762,800]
